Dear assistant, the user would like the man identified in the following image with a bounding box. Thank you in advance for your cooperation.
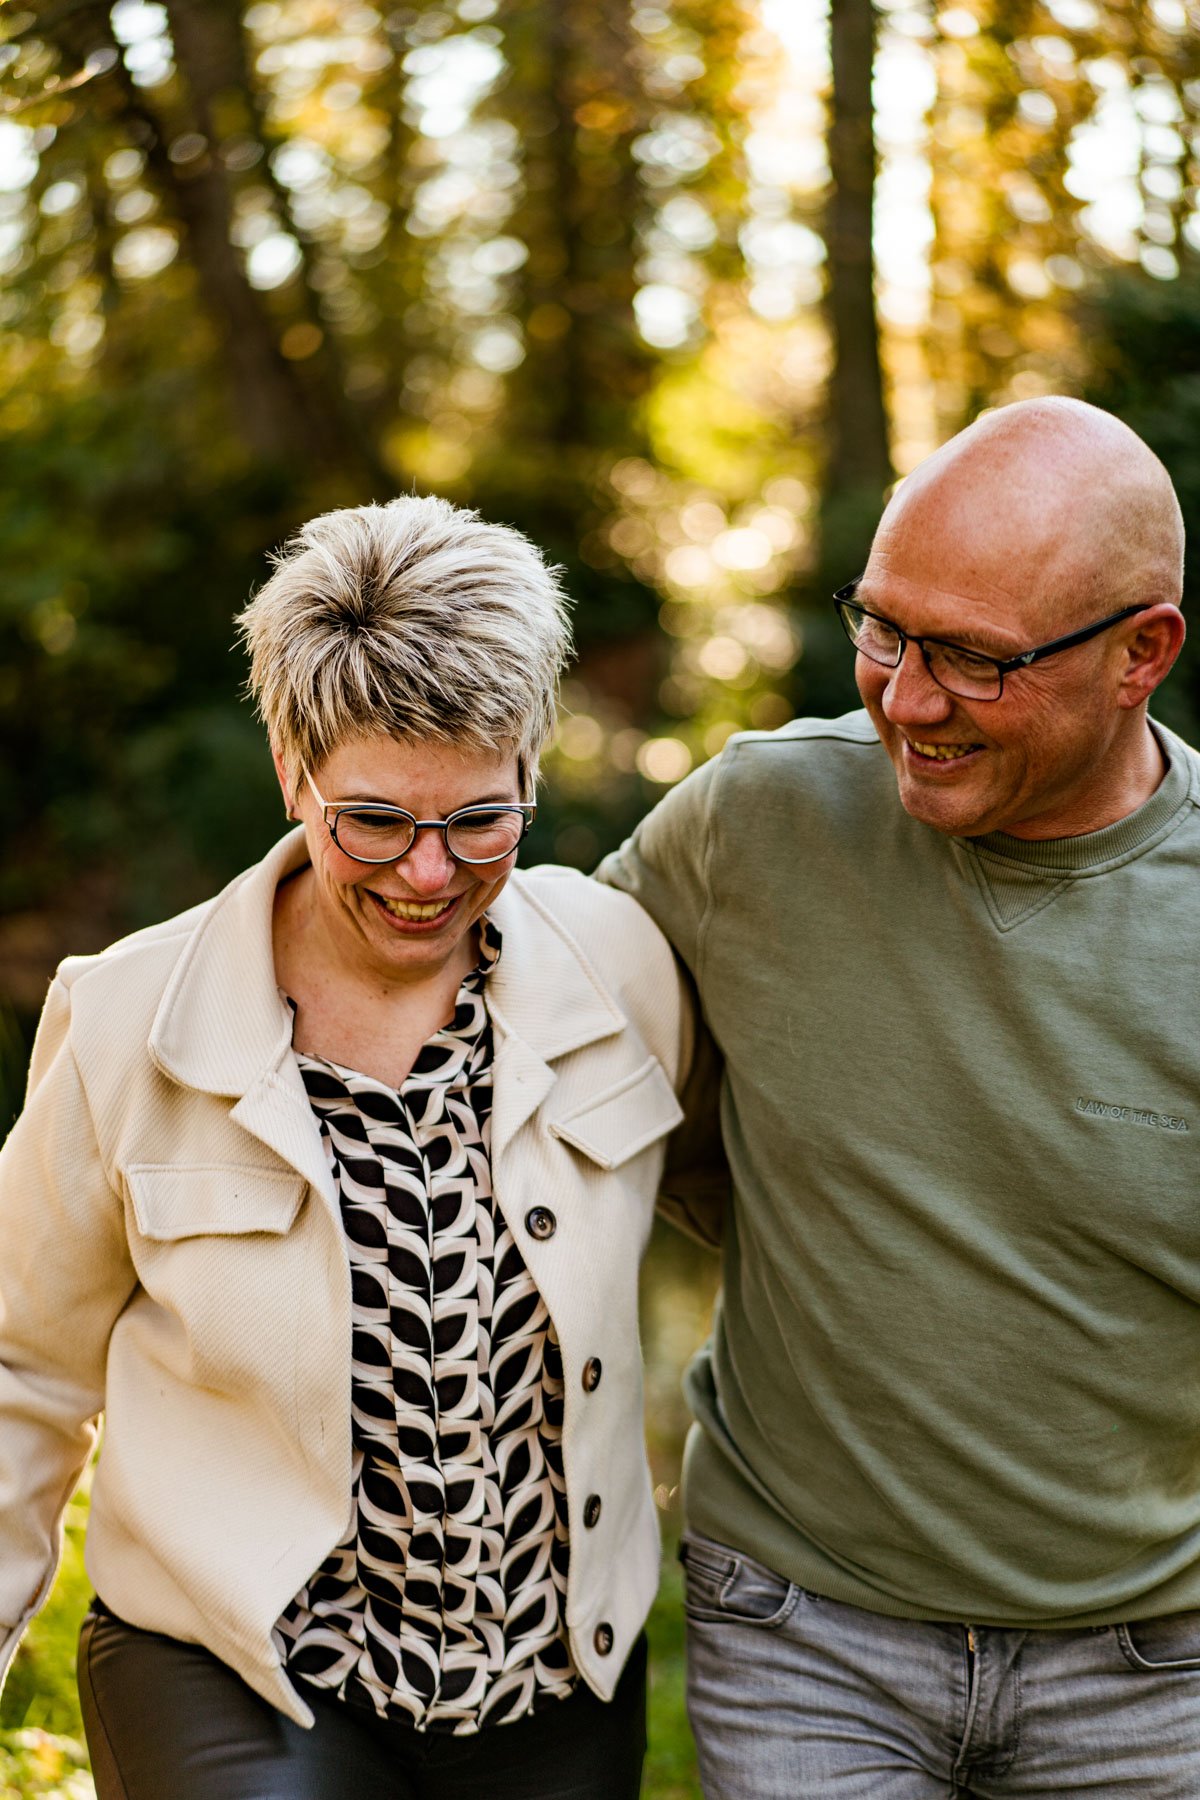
[601,398,1200,1796]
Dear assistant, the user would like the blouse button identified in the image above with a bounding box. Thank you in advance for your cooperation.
[582,1357,603,1393]
[594,1622,614,1656]
[584,1494,602,1529]
[526,1206,557,1241]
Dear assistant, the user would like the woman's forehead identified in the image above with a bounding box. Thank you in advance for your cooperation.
[315,734,521,804]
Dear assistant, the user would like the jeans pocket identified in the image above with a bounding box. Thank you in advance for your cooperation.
[679,1531,797,1629]
[1117,1610,1200,1672]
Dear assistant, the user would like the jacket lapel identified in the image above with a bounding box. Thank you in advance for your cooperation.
[147,829,336,1208]
[486,874,626,1163]
[146,844,625,1188]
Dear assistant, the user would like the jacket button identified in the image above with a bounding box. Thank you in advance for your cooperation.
[526,1206,557,1241]
[594,1622,614,1655]
[584,1494,602,1528]
[582,1357,602,1392]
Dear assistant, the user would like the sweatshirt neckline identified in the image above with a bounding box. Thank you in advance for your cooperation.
[962,732,1192,875]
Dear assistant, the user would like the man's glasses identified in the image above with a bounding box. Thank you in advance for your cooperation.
[304,771,535,866]
[833,579,1150,703]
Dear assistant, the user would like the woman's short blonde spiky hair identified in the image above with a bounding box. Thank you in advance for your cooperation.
[237,494,573,796]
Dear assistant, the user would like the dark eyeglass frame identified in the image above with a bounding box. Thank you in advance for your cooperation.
[304,770,536,866]
[833,578,1151,701]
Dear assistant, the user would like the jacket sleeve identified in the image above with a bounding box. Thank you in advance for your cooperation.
[0,975,135,1697]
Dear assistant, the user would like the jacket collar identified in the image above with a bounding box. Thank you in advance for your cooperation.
[148,828,305,1097]
[148,831,624,1099]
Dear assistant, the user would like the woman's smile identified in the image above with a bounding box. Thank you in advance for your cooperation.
[367,888,463,929]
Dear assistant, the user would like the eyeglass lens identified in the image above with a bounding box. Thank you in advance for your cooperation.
[838,603,1002,701]
[333,806,525,864]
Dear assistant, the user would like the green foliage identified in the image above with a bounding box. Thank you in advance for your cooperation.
[644,1549,700,1800]
[1,1489,90,1740]
[0,1733,92,1800]
[0,374,303,921]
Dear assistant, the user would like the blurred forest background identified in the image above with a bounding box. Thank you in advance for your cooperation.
[2,0,1200,1793]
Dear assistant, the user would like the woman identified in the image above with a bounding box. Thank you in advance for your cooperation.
[0,496,696,1798]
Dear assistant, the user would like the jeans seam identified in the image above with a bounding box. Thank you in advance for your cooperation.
[679,1537,736,1583]
[685,1580,800,1633]
[1115,1621,1200,1674]
[681,1532,797,1629]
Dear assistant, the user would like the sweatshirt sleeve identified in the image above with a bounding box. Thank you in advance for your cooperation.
[597,757,730,1247]
[594,749,726,981]
[0,976,135,1697]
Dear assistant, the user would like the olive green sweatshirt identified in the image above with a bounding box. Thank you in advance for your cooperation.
[599,711,1200,1627]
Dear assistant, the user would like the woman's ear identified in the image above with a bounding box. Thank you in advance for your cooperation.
[271,746,299,820]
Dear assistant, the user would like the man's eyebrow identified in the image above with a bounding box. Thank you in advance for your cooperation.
[860,591,1012,660]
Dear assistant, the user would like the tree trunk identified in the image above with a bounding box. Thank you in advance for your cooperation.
[795,0,893,720]
[158,0,386,484]
[161,0,389,489]
[821,0,892,569]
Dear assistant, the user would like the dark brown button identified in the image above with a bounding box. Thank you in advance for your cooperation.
[594,1622,614,1655]
[584,1493,602,1528]
[525,1206,557,1241]
[582,1357,602,1393]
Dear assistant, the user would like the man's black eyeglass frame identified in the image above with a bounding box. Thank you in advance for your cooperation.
[833,578,1151,702]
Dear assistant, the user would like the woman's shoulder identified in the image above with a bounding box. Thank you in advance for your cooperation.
[54,832,299,1010]
[54,890,221,1003]
[507,863,673,957]
[500,866,685,1046]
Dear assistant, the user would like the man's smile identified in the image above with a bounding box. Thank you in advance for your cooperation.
[904,738,984,764]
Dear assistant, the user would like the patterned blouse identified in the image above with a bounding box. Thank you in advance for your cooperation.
[273,920,577,1734]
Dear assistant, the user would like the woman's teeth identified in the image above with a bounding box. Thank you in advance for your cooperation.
[376,894,454,920]
[910,740,978,761]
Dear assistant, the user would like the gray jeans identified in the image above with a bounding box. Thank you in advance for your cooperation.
[681,1531,1200,1798]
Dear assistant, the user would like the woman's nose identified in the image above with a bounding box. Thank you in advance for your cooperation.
[395,828,458,893]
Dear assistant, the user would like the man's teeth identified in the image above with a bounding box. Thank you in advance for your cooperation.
[377,895,454,920]
[911,740,977,761]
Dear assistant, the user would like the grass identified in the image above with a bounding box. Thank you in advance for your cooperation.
[0,1482,95,1798]
[0,1222,717,1797]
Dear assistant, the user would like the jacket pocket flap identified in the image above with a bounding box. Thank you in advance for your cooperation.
[127,1165,307,1241]
[548,1057,683,1171]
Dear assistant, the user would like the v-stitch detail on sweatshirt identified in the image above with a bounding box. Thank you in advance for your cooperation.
[962,852,1075,932]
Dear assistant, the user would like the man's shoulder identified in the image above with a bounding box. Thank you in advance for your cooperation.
[714,709,890,809]
[1155,719,1200,799]
[730,709,882,755]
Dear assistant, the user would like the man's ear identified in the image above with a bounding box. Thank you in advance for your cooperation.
[1117,604,1186,711]
[271,745,299,819]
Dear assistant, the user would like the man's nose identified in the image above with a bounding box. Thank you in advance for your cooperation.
[881,640,954,724]
[395,827,458,893]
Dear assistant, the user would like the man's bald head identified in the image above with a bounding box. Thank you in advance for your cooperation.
[853,398,1187,841]
[870,398,1184,631]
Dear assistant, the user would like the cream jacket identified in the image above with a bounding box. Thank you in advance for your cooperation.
[0,830,694,1726]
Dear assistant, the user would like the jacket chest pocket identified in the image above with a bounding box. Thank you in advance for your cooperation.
[127,1164,307,1241]
[123,1165,312,1390]
[547,1056,682,1170]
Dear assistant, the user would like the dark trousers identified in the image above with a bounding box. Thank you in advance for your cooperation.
[78,1602,647,1800]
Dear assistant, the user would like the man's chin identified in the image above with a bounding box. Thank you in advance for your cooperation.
[893,770,998,837]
